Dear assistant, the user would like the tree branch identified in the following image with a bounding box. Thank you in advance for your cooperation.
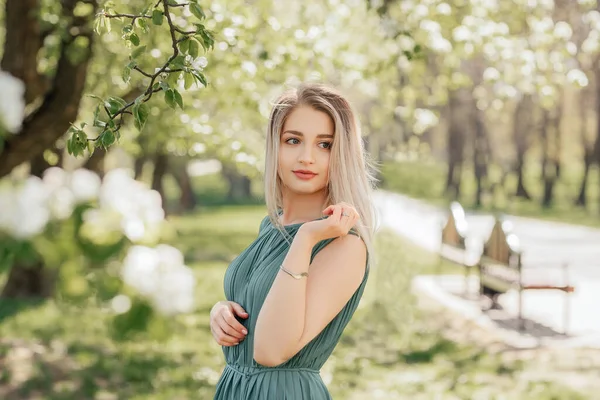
[83,0,194,147]
[133,66,153,78]
[102,12,151,19]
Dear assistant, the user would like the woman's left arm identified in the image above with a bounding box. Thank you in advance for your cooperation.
[253,222,367,367]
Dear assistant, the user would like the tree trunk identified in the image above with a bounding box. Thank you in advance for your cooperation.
[576,86,593,207]
[1,0,47,103]
[222,164,252,202]
[473,109,490,207]
[1,261,56,299]
[151,153,168,209]
[513,95,534,200]
[172,165,196,211]
[445,89,469,200]
[83,148,106,177]
[0,0,98,177]
[29,151,50,178]
[540,107,561,208]
[134,156,146,180]
[576,150,592,207]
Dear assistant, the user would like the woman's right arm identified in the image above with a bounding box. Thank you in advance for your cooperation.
[209,301,248,346]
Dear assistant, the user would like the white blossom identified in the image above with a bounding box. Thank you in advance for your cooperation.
[98,168,165,242]
[0,176,50,239]
[122,244,195,315]
[0,71,26,133]
[69,168,101,203]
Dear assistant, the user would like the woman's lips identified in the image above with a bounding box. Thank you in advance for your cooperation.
[293,171,317,180]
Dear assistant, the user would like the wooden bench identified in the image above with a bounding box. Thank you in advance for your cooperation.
[478,217,575,333]
[438,202,478,295]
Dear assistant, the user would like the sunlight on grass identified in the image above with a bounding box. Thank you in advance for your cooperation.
[0,206,590,399]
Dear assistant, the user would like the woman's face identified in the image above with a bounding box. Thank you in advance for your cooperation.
[278,105,334,197]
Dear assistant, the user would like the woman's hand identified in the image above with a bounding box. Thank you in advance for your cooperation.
[299,202,360,244]
[210,300,249,346]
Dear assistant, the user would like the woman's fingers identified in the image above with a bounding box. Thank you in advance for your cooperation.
[219,312,247,339]
[230,302,249,319]
[211,324,239,346]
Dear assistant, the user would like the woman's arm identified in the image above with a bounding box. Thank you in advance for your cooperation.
[253,209,367,367]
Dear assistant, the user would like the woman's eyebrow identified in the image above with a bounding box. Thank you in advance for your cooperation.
[283,130,334,139]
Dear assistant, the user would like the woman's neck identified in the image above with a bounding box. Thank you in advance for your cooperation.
[279,189,329,226]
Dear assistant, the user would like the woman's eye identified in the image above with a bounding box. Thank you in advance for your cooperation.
[285,138,300,145]
[319,142,332,149]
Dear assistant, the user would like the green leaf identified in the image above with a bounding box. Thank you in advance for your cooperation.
[192,70,207,87]
[173,89,184,109]
[131,45,146,59]
[87,94,104,103]
[130,33,140,46]
[134,94,146,105]
[190,3,205,20]
[189,38,200,59]
[184,73,194,90]
[122,66,131,83]
[136,18,149,33]
[179,38,190,54]
[94,16,103,35]
[152,9,164,25]
[133,103,150,131]
[105,97,127,116]
[167,71,181,87]
[159,81,170,92]
[170,55,186,69]
[196,29,214,51]
[101,130,116,149]
[105,16,112,33]
[69,129,88,157]
[93,105,102,127]
[122,25,133,35]
[164,89,177,109]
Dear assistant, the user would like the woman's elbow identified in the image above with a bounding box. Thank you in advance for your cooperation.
[253,342,288,367]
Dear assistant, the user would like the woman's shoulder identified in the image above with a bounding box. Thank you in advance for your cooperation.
[258,214,271,233]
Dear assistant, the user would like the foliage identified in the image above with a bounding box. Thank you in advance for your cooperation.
[65,0,215,157]
[0,167,195,339]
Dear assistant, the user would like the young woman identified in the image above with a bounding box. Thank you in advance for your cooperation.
[210,82,377,399]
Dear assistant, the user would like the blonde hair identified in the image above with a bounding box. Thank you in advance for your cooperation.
[263,82,378,261]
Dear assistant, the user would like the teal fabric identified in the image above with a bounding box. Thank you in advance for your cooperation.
[214,216,369,399]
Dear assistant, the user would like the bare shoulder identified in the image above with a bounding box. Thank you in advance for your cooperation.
[311,234,367,276]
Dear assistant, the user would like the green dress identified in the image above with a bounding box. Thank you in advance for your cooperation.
[213,215,369,400]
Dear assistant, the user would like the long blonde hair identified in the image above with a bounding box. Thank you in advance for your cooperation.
[264,82,378,261]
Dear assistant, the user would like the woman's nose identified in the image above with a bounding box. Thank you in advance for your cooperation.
[298,145,315,164]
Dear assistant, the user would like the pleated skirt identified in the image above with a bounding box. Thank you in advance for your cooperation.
[213,364,332,400]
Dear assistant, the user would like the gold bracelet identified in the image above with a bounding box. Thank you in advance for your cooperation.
[279,264,309,280]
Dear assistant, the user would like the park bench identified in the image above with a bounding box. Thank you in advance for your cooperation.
[478,217,575,333]
[438,202,479,295]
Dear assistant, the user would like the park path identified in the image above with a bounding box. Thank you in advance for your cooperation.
[373,190,600,339]
[373,190,600,278]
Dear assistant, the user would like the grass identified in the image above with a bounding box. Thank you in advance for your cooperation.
[0,205,595,399]
[380,159,600,227]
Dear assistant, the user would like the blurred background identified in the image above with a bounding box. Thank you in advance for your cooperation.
[1,0,600,398]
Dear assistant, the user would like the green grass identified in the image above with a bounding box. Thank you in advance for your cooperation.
[381,160,600,227]
[0,206,594,399]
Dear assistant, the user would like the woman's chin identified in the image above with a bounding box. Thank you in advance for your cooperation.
[285,183,327,196]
